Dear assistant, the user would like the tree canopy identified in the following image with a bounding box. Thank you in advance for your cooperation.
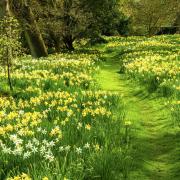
[0,0,179,57]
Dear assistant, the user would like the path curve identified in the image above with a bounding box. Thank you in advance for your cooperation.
[96,63,179,180]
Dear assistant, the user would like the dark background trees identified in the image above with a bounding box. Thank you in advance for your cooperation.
[0,0,179,58]
[121,0,180,36]
[8,0,129,54]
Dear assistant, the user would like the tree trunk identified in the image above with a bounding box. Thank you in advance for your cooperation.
[0,0,11,17]
[7,54,13,91]
[174,12,180,33]
[10,1,48,58]
[6,0,13,91]
[49,31,62,53]
[0,1,4,16]
[0,0,13,91]
[62,0,74,51]
[23,4,48,57]
[63,35,74,51]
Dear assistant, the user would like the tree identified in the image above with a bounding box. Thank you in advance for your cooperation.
[123,0,179,35]
[173,12,180,33]
[9,0,48,57]
[28,0,125,51]
[80,0,126,36]
[1,0,130,54]
[32,0,94,51]
[0,0,22,91]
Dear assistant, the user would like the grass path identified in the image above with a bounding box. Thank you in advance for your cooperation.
[96,62,180,180]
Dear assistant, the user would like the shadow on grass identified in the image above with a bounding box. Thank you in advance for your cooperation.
[130,128,180,179]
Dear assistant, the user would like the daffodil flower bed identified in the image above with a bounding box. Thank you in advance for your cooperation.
[104,35,180,124]
[0,91,121,174]
[0,54,98,94]
[0,53,125,179]
[106,35,180,95]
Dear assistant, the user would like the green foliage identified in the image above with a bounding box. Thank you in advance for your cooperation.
[0,16,21,61]
[122,0,179,35]
[0,15,22,90]
[22,0,128,51]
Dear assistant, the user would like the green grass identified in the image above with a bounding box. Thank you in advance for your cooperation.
[96,61,180,179]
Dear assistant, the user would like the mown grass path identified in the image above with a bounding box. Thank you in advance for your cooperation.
[96,62,180,180]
